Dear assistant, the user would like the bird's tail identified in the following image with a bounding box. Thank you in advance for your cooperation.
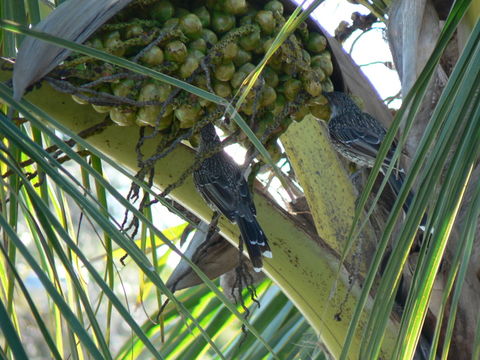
[387,170,427,231]
[236,216,272,272]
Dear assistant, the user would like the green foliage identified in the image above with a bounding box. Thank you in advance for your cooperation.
[339,1,480,359]
[1,0,479,359]
[0,0,324,359]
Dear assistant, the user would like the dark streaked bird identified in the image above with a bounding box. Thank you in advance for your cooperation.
[193,122,272,271]
[324,91,426,230]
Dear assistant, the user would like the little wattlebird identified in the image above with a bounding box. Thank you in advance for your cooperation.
[324,91,427,230]
[193,121,272,271]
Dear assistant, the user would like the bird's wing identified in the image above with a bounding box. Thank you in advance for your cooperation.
[217,154,257,218]
[237,177,257,216]
[194,161,238,221]
[331,119,404,175]
[331,125,383,161]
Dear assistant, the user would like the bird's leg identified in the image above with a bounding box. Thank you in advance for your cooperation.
[231,243,246,305]
[349,167,365,186]
[206,211,220,239]
[347,168,367,205]
[235,237,258,304]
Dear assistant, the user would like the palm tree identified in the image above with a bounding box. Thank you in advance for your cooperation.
[0,0,478,358]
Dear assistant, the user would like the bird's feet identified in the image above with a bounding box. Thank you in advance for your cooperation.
[207,211,220,239]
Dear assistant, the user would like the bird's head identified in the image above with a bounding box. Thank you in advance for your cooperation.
[323,91,360,118]
[199,122,221,147]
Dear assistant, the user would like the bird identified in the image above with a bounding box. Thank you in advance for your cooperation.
[193,121,272,271]
[324,91,427,230]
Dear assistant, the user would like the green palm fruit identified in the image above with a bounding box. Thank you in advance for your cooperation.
[103,31,125,56]
[260,85,277,107]
[194,6,211,27]
[189,38,207,53]
[163,18,179,28]
[139,82,171,103]
[311,52,333,76]
[309,94,328,107]
[238,62,255,75]
[270,93,286,116]
[239,96,256,115]
[267,53,282,71]
[136,105,173,128]
[205,0,223,11]
[194,74,208,89]
[239,25,261,50]
[200,28,218,44]
[224,0,247,15]
[262,37,275,54]
[213,81,232,98]
[71,94,89,105]
[308,95,330,120]
[282,62,297,76]
[221,41,239,60]
[175,103,202,128]
[321,77,334,92]
[87,37,103,50]
[211,12,236,33]
[179,13,203,39]
[92,84,113,112]
[291,103,310,122]
[309,106,330,121]
[255,10,275,34]
[233,47,252,66]
[296,22,309,42]
[125,24,143,39]
[307,33,327,54]
[179,55,200,78]
[283,78,302,101]
[214,62,236,81]
[309,66,326,82]
[265,0,283,14]
[112,79,135,98]
[262,66,279,87]
[188,49,205,62]
[230,71,248,89]
[303,78,322,97]
[92,104,112,113]
[140,46,164,65]
[311,53,326,67]
[110,107,136,126]
[302,49,311,65]
[59,0,336,136]
[152,1,175,22]
[165,40,188,63]
[239,12,255,26]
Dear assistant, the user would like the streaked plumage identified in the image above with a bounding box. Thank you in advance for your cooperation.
[193,122,271,270]
[324,91,426,229]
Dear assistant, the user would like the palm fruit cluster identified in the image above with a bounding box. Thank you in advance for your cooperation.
[59,0,334,158]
